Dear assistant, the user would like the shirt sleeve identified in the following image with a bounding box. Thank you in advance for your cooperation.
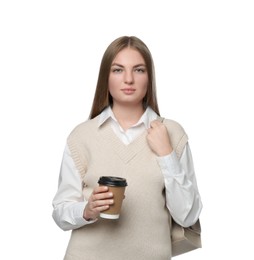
[156,143,203,227]
[52,145,96,231]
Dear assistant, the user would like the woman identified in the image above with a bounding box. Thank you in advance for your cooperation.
[52,36,202,260]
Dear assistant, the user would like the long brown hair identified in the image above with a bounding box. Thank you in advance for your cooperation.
[89,36,160,119]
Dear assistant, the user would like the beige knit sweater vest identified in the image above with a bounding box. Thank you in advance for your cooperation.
[65,116,188,260]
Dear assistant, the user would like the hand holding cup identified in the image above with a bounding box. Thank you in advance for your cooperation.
[98,176,127,219]
[83,186,114,221]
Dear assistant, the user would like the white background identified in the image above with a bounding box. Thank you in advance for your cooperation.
[1,0,254,259]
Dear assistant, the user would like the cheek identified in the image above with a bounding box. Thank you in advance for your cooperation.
[141,79,148,93]
[108,74,120,88]
[108,77,116,93]
[142,86,148,98]
[137,83,148,100]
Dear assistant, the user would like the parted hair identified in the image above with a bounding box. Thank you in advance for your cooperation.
[89,36,160,119]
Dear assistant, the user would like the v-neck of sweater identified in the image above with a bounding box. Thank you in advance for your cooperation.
[97,119,148,164]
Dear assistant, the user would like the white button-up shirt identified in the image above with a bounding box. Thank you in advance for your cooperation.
[52,107,202,231]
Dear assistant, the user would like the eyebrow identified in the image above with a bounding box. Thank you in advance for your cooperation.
[111,63,146,68]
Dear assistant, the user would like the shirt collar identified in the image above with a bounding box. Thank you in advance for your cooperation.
[98,106,158,129]
[98,106,117,126]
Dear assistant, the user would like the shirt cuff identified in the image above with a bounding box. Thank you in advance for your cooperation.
[156,150,181,177]
[74,201,97,225]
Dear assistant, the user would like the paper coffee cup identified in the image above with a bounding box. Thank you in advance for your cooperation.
[98,176,127,219]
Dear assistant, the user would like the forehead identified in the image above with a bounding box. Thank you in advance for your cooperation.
[112,47,145,65]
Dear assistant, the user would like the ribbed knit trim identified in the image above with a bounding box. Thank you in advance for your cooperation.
[163,119,188,159]
[67,118,99,180]
[174,132,188,158]
[67,136,87,179]
[97,120,147,164]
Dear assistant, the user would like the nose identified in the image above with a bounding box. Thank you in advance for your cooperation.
[124,70,134,85]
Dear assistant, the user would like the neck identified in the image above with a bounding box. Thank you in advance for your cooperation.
[111,103,145,131]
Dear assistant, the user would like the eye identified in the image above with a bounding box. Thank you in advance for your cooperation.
[134,67,146,73]
[112,67,123,73]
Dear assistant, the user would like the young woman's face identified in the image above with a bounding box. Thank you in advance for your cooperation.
[108,47,148,108]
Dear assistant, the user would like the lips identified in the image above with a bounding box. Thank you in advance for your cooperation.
[121,88,136,94]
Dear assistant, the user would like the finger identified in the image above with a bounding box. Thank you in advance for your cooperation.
[90,204,110,215]
[93,186,109,194]
[150,120,161,128]
[91,199,114,209]
[85,203,110,219]
[150,121,155,128]
[92,191,113,202]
